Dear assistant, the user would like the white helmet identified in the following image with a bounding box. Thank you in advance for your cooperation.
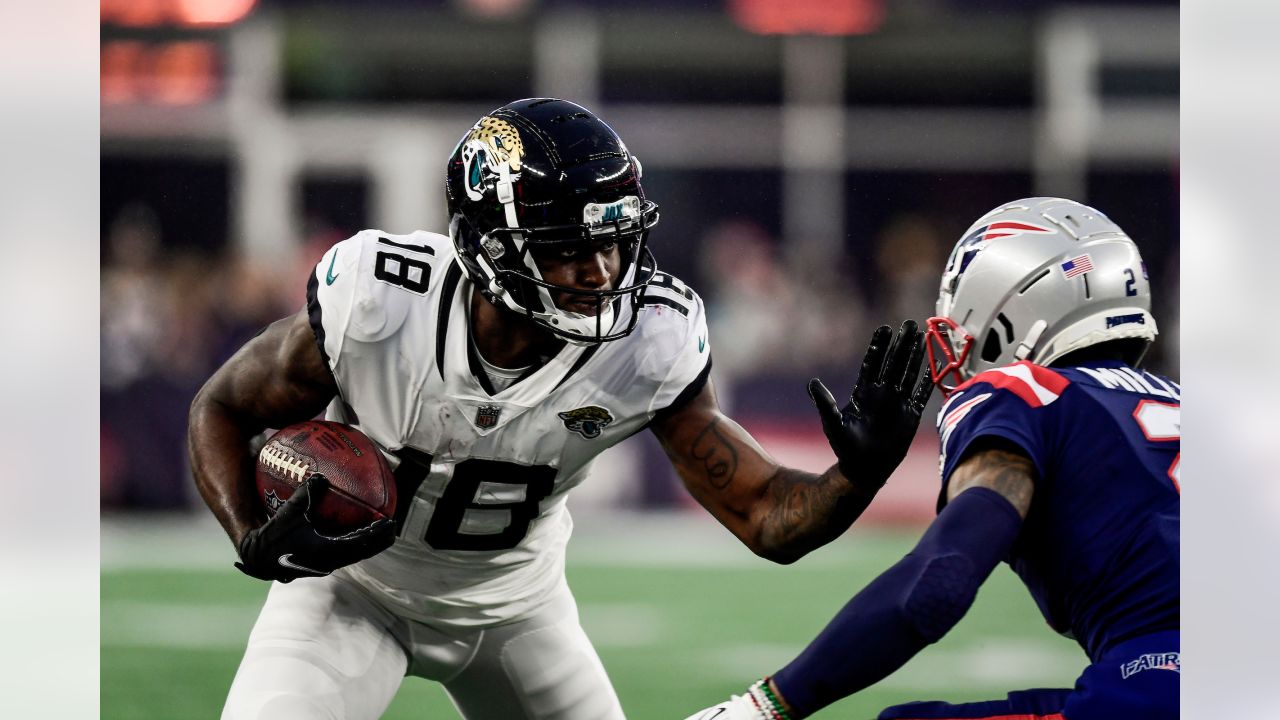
[926,197,1158,395]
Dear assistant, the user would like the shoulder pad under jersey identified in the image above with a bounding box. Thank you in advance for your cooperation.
[309,229,452,356]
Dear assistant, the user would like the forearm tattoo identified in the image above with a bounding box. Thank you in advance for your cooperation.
[690,417,739,489]
[758,466,871,558]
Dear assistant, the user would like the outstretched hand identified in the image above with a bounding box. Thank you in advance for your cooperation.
[808,319,934,490]
[235,474,395,583]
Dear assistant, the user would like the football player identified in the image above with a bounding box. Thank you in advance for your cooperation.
[684,197,1179,720]
[187,98,934,720]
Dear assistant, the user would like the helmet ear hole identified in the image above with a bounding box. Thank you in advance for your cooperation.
[981,328,1003,363]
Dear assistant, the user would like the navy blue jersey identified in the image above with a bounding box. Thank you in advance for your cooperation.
[936,360,1180,661]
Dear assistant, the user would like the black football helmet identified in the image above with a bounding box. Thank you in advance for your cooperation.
[446,98,660,344]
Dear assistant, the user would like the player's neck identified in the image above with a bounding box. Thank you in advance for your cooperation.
[468,288,564,370]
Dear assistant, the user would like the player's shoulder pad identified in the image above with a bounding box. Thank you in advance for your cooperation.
[952,361,1071,410]
[936,365,1063,480]
[632,271,709,379]
[316,229,450,344]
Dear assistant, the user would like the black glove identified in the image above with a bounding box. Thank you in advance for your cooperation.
[235,473,395,582]
[808,319,934,490]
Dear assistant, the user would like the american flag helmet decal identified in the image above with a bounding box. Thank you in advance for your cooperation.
[1060,254,1095,279]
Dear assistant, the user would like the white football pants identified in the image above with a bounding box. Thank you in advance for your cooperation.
[221,573,625,720]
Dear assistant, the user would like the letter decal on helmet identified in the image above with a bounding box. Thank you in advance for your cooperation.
[584,196,641,230]
[461,117,525,202]
[558,406,614,439]
[1105,313,1146,329]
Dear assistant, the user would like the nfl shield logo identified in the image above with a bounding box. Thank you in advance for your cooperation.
[474,404,502,429]
[263,490,284,516]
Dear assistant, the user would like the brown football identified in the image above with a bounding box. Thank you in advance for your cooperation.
[254,420,396,535]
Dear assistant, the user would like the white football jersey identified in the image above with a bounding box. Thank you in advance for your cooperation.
[306,229,710,628]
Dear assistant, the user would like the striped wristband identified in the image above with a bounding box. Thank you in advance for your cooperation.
[746,678,793,720]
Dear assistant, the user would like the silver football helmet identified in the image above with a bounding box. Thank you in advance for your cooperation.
[926,197,1158,395]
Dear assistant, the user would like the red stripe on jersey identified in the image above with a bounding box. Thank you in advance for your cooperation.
[941,392,992,432]
[953,361,1070,408]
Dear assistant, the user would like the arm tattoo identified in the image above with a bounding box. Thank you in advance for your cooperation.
[758,467,872,562]
[690,417,739,489]
[950,448,1035,517]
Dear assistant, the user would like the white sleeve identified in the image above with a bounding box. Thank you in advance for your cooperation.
[305,229,435,375]
[306,233,361,371]
[634,273,712,417]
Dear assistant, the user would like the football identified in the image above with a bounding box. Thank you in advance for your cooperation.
[255,420,397,535]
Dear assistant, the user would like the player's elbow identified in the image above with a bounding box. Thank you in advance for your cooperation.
[898,551,981,643]
[187,380,214,435]
[188,375,231,432]
[746,517,833,565]
[186,375,251,461]
[748,534,813,565]
[755,544,804,565]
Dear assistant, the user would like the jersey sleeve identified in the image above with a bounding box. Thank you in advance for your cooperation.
[936,362,1071,502]
[306,229,442,378]
[633,272,712,419]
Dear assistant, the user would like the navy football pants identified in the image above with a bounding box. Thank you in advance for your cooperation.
[878,631,1179,720]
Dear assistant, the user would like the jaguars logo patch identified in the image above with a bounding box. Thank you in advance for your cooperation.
[461,116,525,202]
[558,406,614,439]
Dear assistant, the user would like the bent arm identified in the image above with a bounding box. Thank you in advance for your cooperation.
[767,443,1036,718]
[187,310,337,548]
[650,380,883,565]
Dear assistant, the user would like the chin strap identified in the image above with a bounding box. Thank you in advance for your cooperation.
[496,161,519,229]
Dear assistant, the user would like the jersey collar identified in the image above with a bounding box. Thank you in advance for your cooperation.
[436,261,596,409]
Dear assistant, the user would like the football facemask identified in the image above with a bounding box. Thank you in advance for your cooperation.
[925,316,974,398]
[451,205,659,344]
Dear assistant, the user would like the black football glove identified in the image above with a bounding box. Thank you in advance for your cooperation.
[808,319,935,491]
[235,473,395,583]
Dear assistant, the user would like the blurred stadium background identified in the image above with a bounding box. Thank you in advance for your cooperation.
[100,0,1178,717]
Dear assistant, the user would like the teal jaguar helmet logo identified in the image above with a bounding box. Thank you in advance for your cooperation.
[557,406,614,439]
[461,116,525,202]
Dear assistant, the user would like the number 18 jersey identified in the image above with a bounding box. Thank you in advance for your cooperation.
[305,229,710,628]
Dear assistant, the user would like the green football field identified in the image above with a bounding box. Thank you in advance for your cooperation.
[102,514,1086,719]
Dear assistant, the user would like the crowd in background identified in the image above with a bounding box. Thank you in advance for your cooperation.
[100,200,1178,511]
[101,204,314,508]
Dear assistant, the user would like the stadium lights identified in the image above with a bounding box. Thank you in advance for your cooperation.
[729,0,885,36]
[101,0,258,28]
[100,0,254,105]
[101,40,220,105]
